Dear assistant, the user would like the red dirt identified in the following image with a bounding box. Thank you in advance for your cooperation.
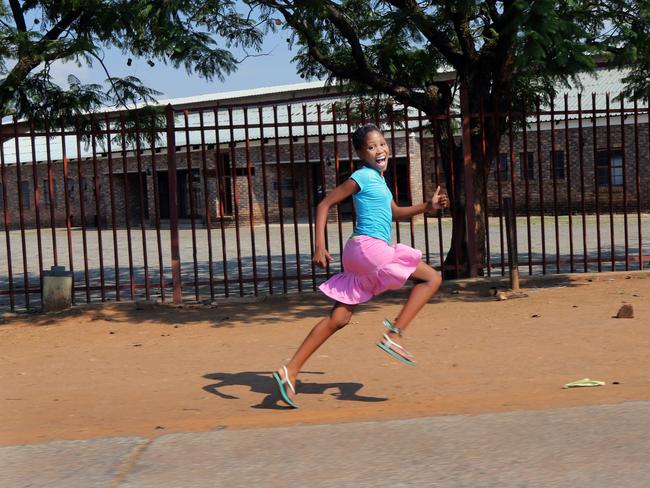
[1,272,649,446]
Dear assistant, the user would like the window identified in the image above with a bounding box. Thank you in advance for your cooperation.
[43,179,57,207]
[383,157,411,205]
[66,178,75,196]
[496,153,509,181]
[550,150,565,179]
[596,149,624,187]
[21,181,30,208]
[278,178,295,207]
[519,152,535,180]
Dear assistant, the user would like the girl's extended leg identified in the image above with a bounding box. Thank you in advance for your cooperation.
[276,301,355,401]
[385,262,442,353]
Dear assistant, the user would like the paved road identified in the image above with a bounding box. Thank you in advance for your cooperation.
[2,401,649,487]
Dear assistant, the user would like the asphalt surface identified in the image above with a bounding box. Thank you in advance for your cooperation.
[2,401,650,487]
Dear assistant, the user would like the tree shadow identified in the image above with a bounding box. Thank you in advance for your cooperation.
[12,269,606,326]
[202,371,388,409]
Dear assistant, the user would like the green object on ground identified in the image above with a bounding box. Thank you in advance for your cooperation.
[562,378,606,389]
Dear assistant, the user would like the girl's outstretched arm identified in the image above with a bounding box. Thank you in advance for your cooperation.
[313,179,359,268]
[391,185,449,221]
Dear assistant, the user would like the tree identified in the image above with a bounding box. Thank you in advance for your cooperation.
[252,0,649,278]
[0,0,267,119]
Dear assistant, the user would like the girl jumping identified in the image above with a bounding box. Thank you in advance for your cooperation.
[273,123,448,408]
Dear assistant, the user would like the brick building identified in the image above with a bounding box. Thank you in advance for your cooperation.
[0,68,648,231]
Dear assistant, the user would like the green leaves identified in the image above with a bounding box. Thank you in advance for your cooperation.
[0,0,267,117]
[257,0,648,112]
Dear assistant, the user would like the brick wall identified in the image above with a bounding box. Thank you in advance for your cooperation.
[1,121,648,230]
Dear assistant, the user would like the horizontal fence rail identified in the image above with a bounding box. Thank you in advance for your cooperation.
[0,93,648,311]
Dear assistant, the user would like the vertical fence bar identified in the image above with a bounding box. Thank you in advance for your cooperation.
[44,116,58,266]
[373,99,381,127]
[535,99,547,274]
[166,105,182,303]
[479,100,491,276]
[213,106,230,297]
[346,103,356,229]
[74,117,90,302]
[432,117,445,267]
[605,94,615,270]
[199,111,215,300]
[316,104,331,278]
[150,113,165,301]
[104,114,120,300]
[388,104,402,243]
[227,107,245,296]
[592,94,602,272]
[417,110,431,265]
[633,100,643,270]
[332,103,345,271]
[272,106,288,293]
[549,97,561,273]
[404,108,416,248]
[460,87,477,277]
[492,102,505,275]
[521,101,532,274]
[287,105,302,292]
[60,119,74,302]
[564,94,575,272]
[183,111,200,300]
[258,107,274,293]
[445,108,460,275]
[13,118,29,306]
[90,116,106,301]
[507,107,517,274]
[134,117,151,300]
[243,107,259,295]
[620,98,629,270]
[0,133,14,309]
[119,114,136,299]
[29,122,44,297]
[300,105,316,291]
[578,94,588,272]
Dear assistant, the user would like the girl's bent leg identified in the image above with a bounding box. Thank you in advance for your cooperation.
[277,302,355,398]
[392,262,442,334]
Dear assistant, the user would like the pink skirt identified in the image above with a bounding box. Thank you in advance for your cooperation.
[319,235,422,305]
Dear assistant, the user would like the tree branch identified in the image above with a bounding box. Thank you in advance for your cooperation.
[9,0,26,32]
[443,3,476,62]
[87,50,133,110]
[42,10,81,41]
[0,9,83,111]
[384,0,465,69]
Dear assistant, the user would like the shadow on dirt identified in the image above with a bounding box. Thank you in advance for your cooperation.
[11,271,619,328]
[202,370,388,409]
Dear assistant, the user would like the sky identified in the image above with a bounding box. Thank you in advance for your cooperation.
[49,27,312,102]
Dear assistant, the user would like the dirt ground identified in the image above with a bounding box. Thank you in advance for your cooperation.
[1,271,649,446]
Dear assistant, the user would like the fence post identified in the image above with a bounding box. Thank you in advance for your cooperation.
[166,104,182,303]
[503,197,520,291]
[460,84,478,277]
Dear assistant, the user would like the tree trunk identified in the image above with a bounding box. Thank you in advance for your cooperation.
[437,114,495,280]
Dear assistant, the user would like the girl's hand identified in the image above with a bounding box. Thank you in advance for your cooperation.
[427,186,449,211]
[312,246,333,268]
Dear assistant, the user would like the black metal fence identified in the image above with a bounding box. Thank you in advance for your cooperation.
[1,93,648,310]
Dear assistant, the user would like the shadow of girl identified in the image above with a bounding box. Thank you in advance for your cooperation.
[203,371,387,409]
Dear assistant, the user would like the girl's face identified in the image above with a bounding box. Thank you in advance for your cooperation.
[357,130,390,173]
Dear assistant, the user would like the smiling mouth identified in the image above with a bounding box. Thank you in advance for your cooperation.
[376,156,386,164]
